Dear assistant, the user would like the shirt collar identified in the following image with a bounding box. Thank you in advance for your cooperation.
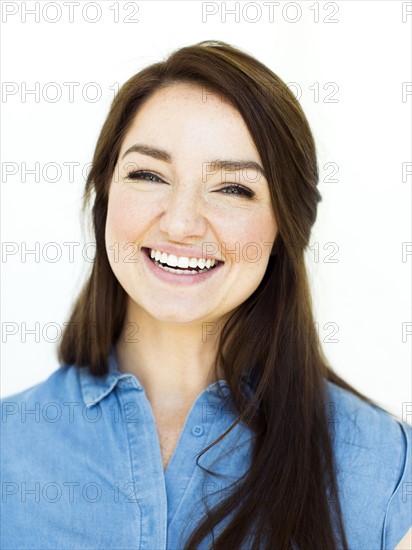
[79,346,132,408]
[79,345,257,408]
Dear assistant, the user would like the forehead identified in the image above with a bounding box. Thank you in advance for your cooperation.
[132,82,240,120]
[120,83,261,160]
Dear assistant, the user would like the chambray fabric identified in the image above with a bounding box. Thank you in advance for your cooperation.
[1,347,411,550]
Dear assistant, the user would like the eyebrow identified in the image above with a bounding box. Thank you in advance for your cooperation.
[121,144,267,179]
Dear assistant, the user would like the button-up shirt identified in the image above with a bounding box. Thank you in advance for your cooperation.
[1,347,411,549]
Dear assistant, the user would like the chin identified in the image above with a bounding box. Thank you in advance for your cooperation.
[151,312,208,325]
[132,301,205,324]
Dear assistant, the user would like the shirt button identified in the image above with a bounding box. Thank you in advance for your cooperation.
[191,425,204,436]
[221,386,230,396]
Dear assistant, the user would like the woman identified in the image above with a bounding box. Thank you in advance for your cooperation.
[1,40,410,550]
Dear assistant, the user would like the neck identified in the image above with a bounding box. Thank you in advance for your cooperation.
[115,301,227,408]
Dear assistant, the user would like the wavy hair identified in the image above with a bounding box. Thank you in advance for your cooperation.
[58,40,383,549]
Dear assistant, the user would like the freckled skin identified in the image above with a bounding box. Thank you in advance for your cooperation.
[105,82,278,327]
[105,82,278,471]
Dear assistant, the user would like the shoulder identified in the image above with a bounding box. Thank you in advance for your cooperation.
[1,362,82,413]
[324,380,412,549]
[324,379,410,471]
[1,363,87,494]
[0,363,85,447]
[324,379,409,456]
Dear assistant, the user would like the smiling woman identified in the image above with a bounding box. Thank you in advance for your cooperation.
[1,40,411,550]
[105,82,277,332]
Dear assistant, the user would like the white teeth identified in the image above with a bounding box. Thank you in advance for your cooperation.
[177,256,190,268]
[148,248,217,270]
[167,254,178,267]
[157,264,200,275]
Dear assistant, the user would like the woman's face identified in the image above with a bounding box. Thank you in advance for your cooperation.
[105,83,278,326]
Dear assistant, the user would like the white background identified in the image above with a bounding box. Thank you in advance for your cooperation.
[1,0,411,424]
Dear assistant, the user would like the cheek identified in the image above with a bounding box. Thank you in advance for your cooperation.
[105,189,153,243]
[226,211,277,263]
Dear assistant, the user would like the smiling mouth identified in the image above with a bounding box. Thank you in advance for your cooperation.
[142,247,222,275]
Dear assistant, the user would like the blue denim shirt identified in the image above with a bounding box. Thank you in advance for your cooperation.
[1,347,411,549]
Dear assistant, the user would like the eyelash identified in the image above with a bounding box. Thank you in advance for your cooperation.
[125,170,255,199]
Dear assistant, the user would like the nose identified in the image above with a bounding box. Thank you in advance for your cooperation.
[158,181,208,241]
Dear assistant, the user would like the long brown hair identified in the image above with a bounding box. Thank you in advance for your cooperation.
[58,40,385,549]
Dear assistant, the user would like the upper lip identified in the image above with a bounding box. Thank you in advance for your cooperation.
[144,244,224,262]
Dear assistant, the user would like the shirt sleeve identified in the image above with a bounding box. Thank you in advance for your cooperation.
[382,420,412,549]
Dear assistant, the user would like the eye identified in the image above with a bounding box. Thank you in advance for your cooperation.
[219,184,255,199]
[124,171,255,199]
[125,170,165,183]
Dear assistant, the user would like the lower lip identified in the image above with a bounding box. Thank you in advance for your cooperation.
[142,249,224,286]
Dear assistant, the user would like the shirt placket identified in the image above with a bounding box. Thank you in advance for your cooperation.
[116,376,168,550]
[165,384,246,549]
